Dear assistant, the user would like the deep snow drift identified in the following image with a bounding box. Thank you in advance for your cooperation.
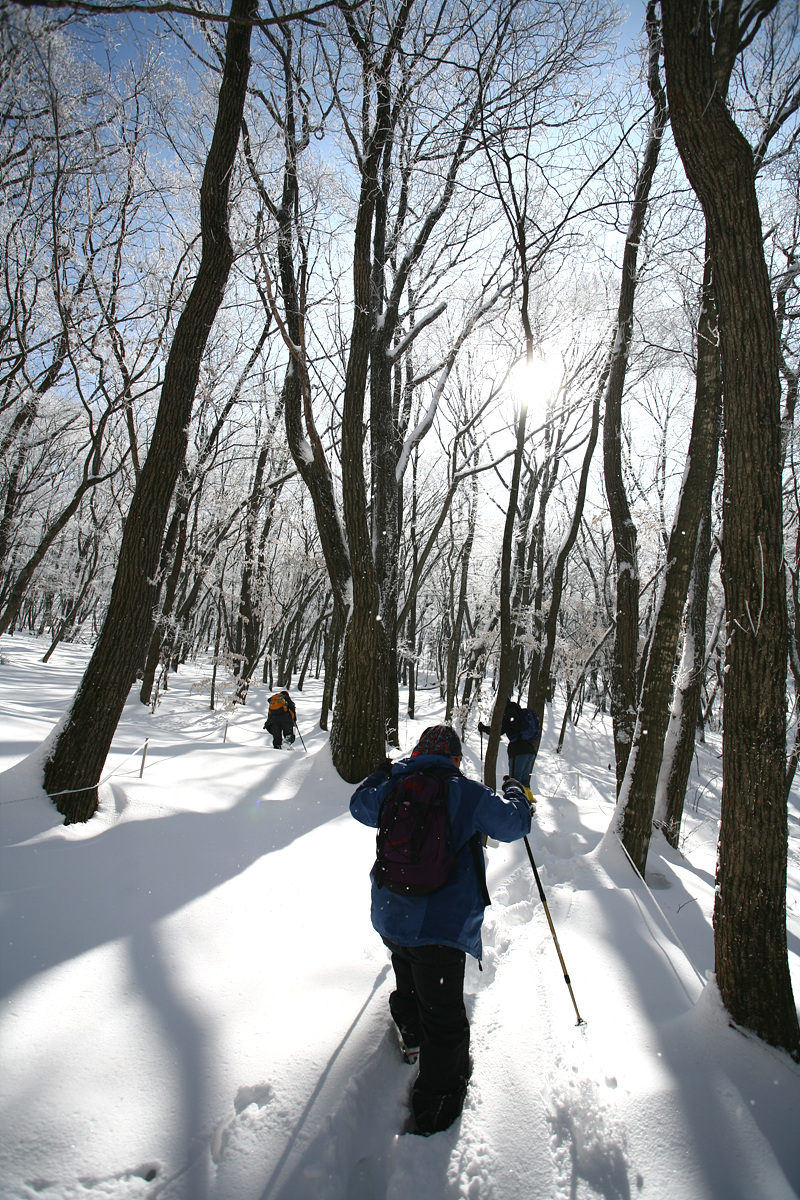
[1,634,799,1200]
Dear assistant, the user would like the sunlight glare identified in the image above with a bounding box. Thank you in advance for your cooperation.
[512,351,564,423]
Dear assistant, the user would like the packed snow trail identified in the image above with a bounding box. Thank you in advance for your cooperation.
[1,636,799,1200]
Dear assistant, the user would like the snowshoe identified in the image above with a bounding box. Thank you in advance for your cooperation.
[394,1024,420,1065]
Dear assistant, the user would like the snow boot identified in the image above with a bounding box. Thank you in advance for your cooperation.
[409,1081,467,1136]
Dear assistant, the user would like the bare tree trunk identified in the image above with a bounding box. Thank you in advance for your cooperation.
[786,509,800,800]
[0,334,67,574]
[297,604,330,692]
[529,371,605,724]
[43,0,257,822]
[658,502,716,846]
[209,592,223,711]
[0,453,114,638]
[661,0,798,1059]
[139,498,188,706]
[484,402,527,791]
[406,452,419,723]
[658,259,722,846]
[445,466,478,724]
[331,203,389,776]
[603,1,667,793]
[615,250,722,872]
[236,444,277,694]
[328,1,422,781]
[41,535,101,664]
[320,604,342,733]
[139,323,275,706]
[243,50,352,715]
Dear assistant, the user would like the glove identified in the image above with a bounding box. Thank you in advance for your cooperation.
[377,757,393,775]
[477,721,491,735]
[502,775,523,791]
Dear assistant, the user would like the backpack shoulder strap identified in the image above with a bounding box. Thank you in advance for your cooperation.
[470,833,491,907]
[438,771,490,904]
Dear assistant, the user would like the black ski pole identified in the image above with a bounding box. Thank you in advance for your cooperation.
[294,721,307,752]
[524,834,585,1026]
[480,729,484,762]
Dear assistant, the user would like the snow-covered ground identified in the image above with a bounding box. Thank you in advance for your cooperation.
[1,633,799,1200]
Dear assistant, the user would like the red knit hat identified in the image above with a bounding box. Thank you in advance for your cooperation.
[410,725,462,758]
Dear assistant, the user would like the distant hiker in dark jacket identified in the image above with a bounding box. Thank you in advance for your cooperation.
[501,698,540,788]
[479,698,540,790]
[350,724,532,1136]
[263,690,296,749]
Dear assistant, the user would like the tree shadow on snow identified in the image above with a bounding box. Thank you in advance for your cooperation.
[582,839,800,1198]
[653,987,800,1199]
[0,746,352,999]
[256,965,399,1200]
[127,924,211,1200]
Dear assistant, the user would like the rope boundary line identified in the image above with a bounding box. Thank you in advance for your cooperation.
[0,712,279,808]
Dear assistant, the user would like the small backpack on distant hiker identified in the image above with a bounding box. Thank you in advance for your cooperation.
[502,700,539,745]
[522,709,540,743]
[264,691,296,748]
[373,770,458,895]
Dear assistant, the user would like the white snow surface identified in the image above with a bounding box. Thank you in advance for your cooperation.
[1,634,799,1200]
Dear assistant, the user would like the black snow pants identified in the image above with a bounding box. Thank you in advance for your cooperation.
[382,937,471,1133]
[266,711,294,748]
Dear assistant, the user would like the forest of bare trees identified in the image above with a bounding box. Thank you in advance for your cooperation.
[1,0,798,1057]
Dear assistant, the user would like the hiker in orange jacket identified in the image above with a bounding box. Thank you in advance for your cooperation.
[264,690,296,749]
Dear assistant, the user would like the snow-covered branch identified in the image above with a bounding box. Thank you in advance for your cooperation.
[386,301,447,363]
[394,283,511,484]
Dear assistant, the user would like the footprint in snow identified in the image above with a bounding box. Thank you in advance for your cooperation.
[492,865,535,911]
[547,1069,631,1200]
[210,1082,275,1163]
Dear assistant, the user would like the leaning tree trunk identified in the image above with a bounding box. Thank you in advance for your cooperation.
[42,536,101,664]
[0,468,106,638]
[658,499,716,846]
[484,399,528,792]
[661,0,798,1059]
[43,0,257,822]
[246,17,386,773]
[529,368,605,724]
[139,496,188,706]
[655,254,722,848]
[615,250,722,873]
[603,1,667,794]
[0,335,67,580]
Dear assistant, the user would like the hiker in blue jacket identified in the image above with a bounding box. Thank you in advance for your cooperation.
[350,724,532,1136]
[479,698,540,790]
